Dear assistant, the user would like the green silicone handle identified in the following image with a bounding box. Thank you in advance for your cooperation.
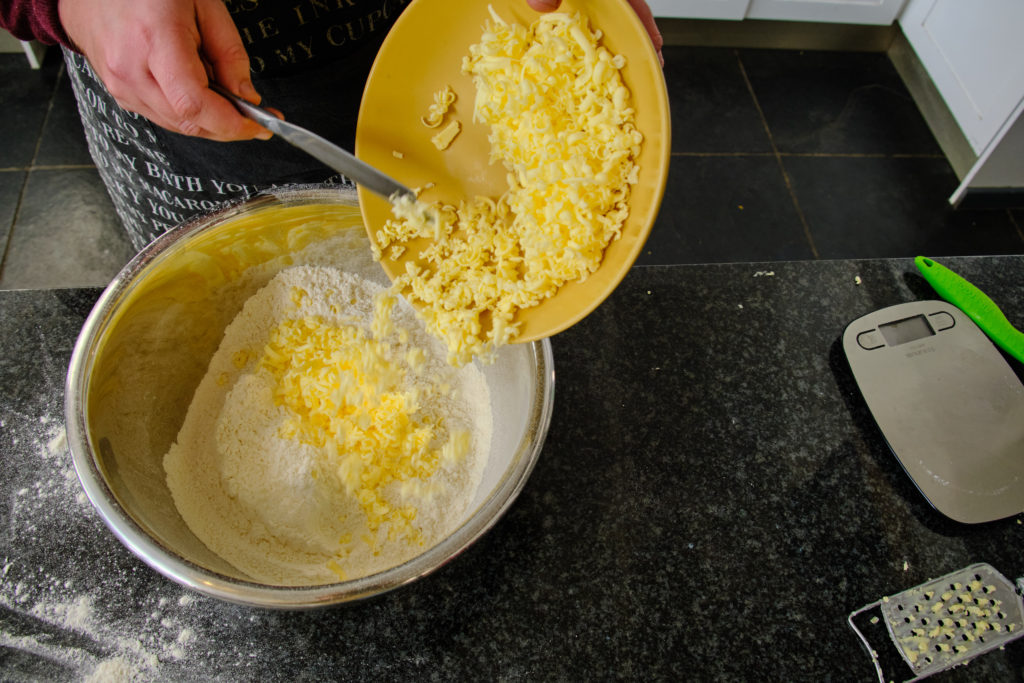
[915,256,1024,364]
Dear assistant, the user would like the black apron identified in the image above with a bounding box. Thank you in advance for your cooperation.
[64,0,411,250]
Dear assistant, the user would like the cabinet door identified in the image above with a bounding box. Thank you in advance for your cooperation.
[746,0,907,24]
[900,0,1024,153]
[648,0,905,23]
[647,0,750,19]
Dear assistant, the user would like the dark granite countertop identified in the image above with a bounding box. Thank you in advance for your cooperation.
[2,256,1023,681]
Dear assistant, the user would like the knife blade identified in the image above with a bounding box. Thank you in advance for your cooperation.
[211,83,416,204]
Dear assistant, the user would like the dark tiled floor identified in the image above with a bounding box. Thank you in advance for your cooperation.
[742,49,943,156]
[637,46,1024,265]
[1,45,1022,290]
[0,51,134,290]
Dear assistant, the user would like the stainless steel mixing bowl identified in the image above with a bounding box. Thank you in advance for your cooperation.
[65,186,554,608]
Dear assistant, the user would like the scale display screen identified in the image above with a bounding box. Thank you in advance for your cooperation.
[878,314,935,347]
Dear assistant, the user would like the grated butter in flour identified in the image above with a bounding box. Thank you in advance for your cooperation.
[163,265,492,585]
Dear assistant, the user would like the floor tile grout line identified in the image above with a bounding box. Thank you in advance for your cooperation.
[669,151,948,159]
[733,49,820,260]
[28,61,63,169]
[669,152,775,158]
[0,172,29,284]
[1,62,67,285]
[785,152,947,159]
[667,151,1019,214]
[1,165,98,172]
[1009,209,1024,243]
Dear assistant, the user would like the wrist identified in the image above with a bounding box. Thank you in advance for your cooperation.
[53,0,82,52]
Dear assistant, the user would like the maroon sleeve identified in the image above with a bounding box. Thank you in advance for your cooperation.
[0,0,75,49]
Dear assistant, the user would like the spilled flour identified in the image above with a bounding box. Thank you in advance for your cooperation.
[0,415,200,682]
[0,218,495,680]
[163,265,492,585]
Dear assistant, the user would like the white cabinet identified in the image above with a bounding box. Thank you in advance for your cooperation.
[746,0,907,25]
[969,108,1024,191]
[648,0,907,24]
[645,0,1024,197]
[899,0,1024,154]
[898,0,1024,200]
[647,0,749,20]
[0,28,46,68]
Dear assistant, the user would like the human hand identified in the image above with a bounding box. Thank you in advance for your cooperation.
[58,0,271,141]
[526,0,664,66]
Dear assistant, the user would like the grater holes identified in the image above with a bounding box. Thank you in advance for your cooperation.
[873,565,1024,676]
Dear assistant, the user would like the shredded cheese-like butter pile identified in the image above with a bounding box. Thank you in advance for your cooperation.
[376,8,642,365]
[258,287,469,562]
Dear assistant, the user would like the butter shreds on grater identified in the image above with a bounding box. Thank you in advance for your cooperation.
[848,563,1024,682]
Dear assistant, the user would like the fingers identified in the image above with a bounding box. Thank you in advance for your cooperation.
[145,3,267,141]
[60,0,268,142]
[628,0,664,66]
[196,0,259,104]
[526,0,663,67]
[147,25,214,134]
[88,30,202,134]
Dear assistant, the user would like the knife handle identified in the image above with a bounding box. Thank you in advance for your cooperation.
[916,255,1024,364]
[209,83,286,135]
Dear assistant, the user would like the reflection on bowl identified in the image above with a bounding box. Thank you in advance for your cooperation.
[65,186,554,608]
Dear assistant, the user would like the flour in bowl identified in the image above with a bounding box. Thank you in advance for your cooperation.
[163,265,492,585]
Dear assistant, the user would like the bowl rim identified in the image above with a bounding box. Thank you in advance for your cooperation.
[64,186,556,609]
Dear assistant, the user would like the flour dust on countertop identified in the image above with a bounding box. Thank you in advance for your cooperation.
[0,408,205,681]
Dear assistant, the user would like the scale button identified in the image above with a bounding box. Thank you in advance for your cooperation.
[929,311,955,331]
[857,330,885,350]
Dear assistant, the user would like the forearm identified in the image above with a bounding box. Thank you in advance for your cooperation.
[0,0,74,48]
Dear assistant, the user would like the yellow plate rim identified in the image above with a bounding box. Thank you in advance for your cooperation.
[356,0,671,342]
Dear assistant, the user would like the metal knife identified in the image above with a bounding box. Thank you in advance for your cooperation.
[211,83,416,203]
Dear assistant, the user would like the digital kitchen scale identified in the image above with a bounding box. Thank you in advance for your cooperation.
[843,300,1024,524]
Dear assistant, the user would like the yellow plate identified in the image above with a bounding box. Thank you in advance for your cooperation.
[356,0,671,342]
